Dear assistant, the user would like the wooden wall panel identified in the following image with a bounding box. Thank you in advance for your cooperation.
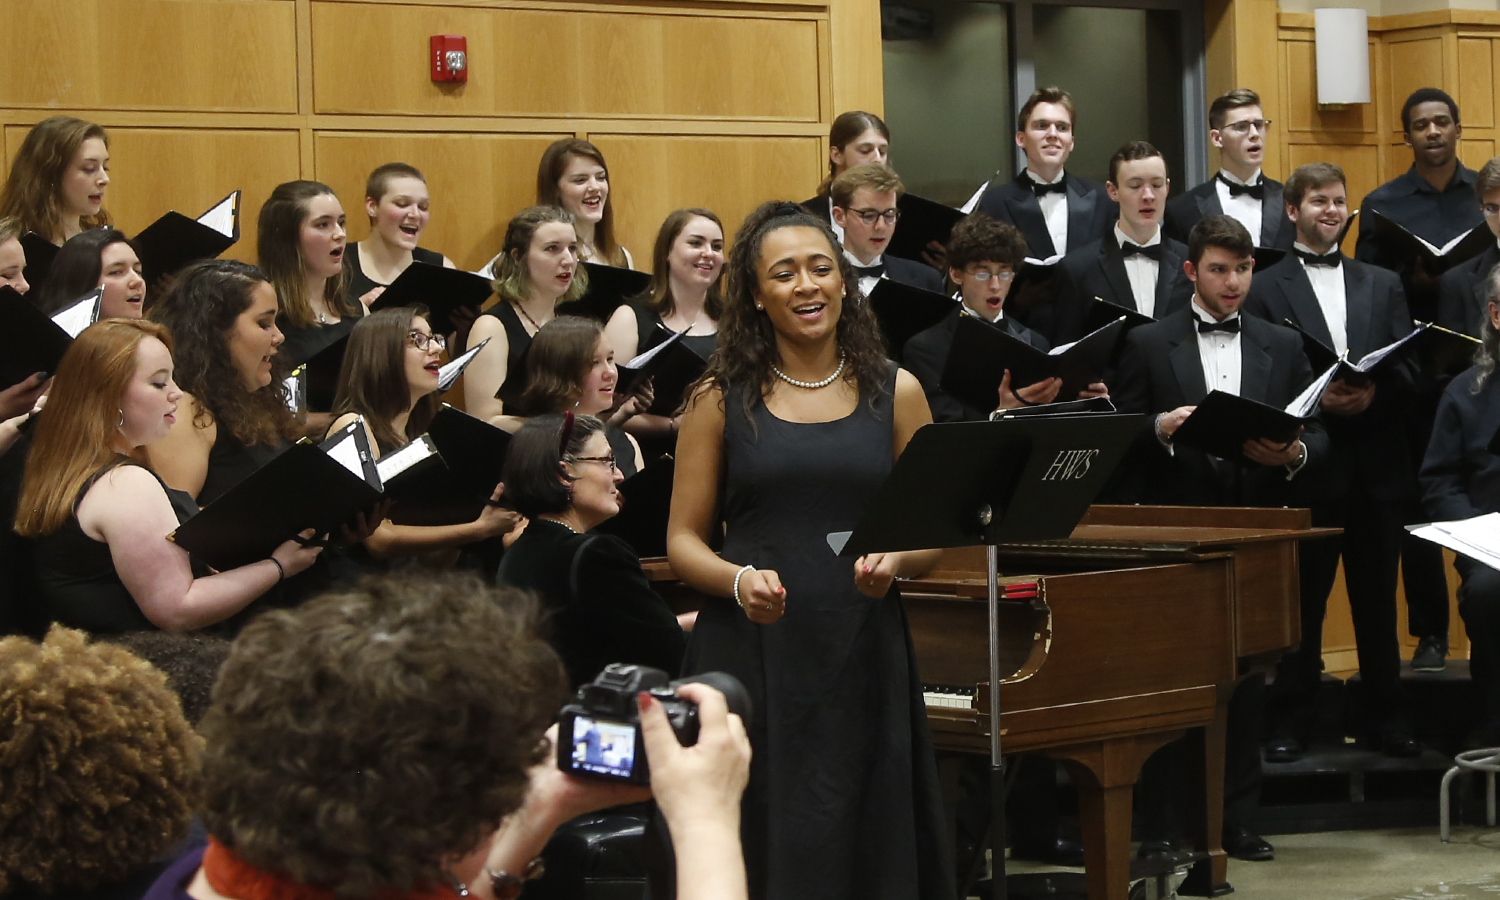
[1462,139,1497,168]
[1459,38,1495,129]
[1283,39,1377,136]
[0,0,297,113]
[311,1,822,122]
[312,132,573,272]
[2,126,301,264]
[1385,38,1447,135]
[584,135,825,265]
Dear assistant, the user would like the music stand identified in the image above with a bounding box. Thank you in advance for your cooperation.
[831,412,1144,900]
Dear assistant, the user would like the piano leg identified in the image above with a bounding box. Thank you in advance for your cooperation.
[1180,686,1234,897]
[1050,732,1182,900]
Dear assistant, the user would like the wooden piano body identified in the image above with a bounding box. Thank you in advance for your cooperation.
[643,504,1331,900]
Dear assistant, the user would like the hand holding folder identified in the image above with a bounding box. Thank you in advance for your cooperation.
[940,314,1125,414]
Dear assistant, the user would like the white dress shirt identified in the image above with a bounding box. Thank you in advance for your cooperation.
[829,196,844,244]
[1215,168,1264,247]
[1027,167,1069,256]
[844,247,884,298]
[1115,223,1163,317]
[1294,241,1348,356]
[1193,303,1242,397]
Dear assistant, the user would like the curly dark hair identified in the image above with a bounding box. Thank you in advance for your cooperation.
[697,200,890,425]
[147,258,298,447]
[0,626,200,895]
[199,571,567,897]
[945,212,1028,273]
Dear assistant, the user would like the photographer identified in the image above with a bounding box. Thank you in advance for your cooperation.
[141,571,748,900]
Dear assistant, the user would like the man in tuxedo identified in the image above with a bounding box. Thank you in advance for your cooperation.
[1164,89,1297,250]
[974,87,1118,260]
[829,164,945,296]
[1245,162,1421,760]
[1114,214,1326,862]
[1044,141,1195,345]
[1437,157,1500,338]
[1356,89,1480,673]
[905,213,1107,423]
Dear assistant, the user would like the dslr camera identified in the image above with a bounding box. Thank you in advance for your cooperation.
[558,664,752,784]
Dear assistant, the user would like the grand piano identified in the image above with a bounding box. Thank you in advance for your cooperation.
[646,503,1332,900]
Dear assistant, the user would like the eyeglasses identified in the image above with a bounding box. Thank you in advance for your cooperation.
[408,331,446,352]
[969,269,1015,283]
[843,207,901,225]
[569,454,618,472]
[1484,204,1500,219]
[1220,119,1272,136]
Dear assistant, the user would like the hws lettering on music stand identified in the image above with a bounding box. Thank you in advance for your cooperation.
[1041,448,1100,482]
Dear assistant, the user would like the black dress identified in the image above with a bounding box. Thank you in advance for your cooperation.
[199,427,289,507]
[477,300,535,411]
[277,315,360,370]
[630,301,719,361]
[680,364,953,900]
[344,244,444,305]
[496,518,685,690]
[34,459,200,633]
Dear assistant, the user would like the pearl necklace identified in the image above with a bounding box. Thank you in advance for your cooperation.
[540,516,579,534]
[770,355,845,390]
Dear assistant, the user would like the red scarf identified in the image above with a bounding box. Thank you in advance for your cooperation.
[202,837,462,900]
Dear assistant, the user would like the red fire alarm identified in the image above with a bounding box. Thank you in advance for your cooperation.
[430,35,467,83]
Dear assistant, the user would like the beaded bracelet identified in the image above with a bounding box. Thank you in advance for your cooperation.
[732,564,756,609]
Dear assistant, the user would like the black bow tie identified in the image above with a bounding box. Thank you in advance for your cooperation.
[1121,242,1163,261]
[854,263,884,278]
[1024,173,1068,197]
[1197,317,1242,335]
[1218,174,1265,200]
[1295,248,1343,268]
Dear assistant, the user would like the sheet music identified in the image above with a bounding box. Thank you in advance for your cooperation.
[1023,254,1064,267]
[959,180,991,215]
[322,421,367,478]
[625,327,686,368]
[1408,513,1500,571]
[375,434,437,485]
[1285,361,1341,418]
[1353,325,1424,372]
[282,366,306,415]
[50,287,103,338]
[196,190,239,238]
[437,338,489,391]
[1048,317,1123,356]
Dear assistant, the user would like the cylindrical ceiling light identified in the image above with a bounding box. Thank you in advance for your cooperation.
[1315,8,1372,106]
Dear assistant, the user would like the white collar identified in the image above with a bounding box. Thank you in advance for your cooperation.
[961,303,1004,323]
[1025,167,1066,186]
[1218,168,1263,187]
[844,248,882,270]
[1292,241,1338,258]
[1114,223,1162,248]
[1191,301,1239,326]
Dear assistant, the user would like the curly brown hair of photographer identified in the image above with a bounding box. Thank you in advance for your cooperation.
[199,572,567,897]
[147,258,299,447]
[0,626,201,895]
[696,199,890,425]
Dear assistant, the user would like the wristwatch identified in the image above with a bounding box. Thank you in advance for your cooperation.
[487,857,545,900]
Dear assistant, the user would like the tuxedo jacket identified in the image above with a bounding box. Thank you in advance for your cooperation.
[1112,306,1329,507]
[1243,255,1418,502]
[903,306,1049,423]
[799,193,832,224]
[1163,177,1297,249]
[879,255,946,294]
[974,173,1118,259]
[1038,234,1195,345]
[1437,243,1500,338]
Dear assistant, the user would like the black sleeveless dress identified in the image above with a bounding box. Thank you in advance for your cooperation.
[477,300,536,411]
[35,459,200,633]
[631,302,719,361]
[680,364,953,900]
[344,244,444,305]
[200,427,290,507]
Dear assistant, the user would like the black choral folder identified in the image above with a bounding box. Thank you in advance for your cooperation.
[867,278,956,363]
[1283,319,1428,385]
[132,190,240,286]
[595,456,675,558]
[0,285,74,389]
[1371,209,1492,274]
[1083,296,1155,335]
[370,262,493,337]
[886,193,966,263]
[940,314,1125,412]
[557,262,651,323]
[1169,390,1318,462]
[19,233,59,294]
[301,333,351,413]
[617,332,709,418]
[386,404,512,526]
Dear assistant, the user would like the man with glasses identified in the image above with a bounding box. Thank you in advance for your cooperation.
[1044,141,1195,344]
[828,163,943,296]
[1437,157,1500,338]
[1165,89,1297,249]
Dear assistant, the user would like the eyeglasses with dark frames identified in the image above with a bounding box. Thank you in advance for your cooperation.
[408,331,446,352]
[569,454,619,472]
[842,207,901,226]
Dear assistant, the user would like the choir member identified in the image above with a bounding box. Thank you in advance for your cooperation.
[667,200,952,900]
[1044,141,1194,344]
[326,306,520,562]
[464,206,587,430]
[799,110,891,241]
[521,315,647,476]
[1355,89,1477,673]
[144,260,298,506]
[904,212,1105,422]
[974,87,1117,260]
[0,116,111,245]
[257,180,364,368]
[344,162,458,308]
[495,413,687,689]
[13,319,323,633]
[829,164,944,294]
[31,227,145,318]
[0,216,30,295]
[1164,89,1296,249]
[1437,157,1500,338]
[1245,162,1420,759]
[1420,265,1500,747]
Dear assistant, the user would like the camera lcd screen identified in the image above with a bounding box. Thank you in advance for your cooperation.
[569,715,638,778]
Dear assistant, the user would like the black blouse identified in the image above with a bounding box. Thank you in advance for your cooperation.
[344,244,444,306]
